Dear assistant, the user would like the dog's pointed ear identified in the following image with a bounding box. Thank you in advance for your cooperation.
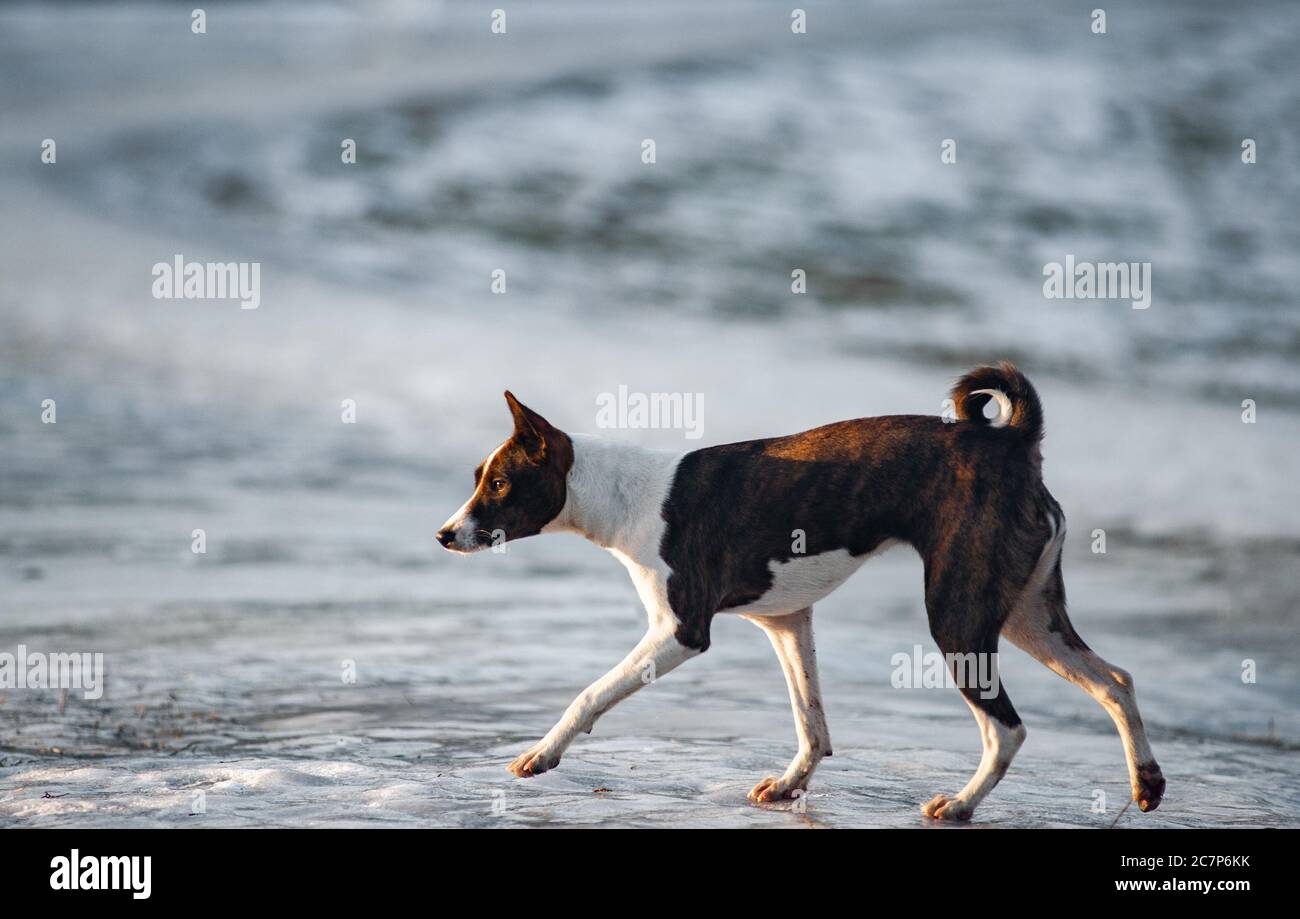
[504,391,555,459]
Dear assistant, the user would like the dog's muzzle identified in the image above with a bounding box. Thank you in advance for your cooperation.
[436,510,489,553]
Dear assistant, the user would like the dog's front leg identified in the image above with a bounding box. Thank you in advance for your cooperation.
[508,626,699,777]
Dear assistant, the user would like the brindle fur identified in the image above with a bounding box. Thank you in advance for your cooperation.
[658,365,1055,729]
[436,364,1166,819]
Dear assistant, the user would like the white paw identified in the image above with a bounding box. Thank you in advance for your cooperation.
[507,744,561,777]
[921,793,974,821]
[747,774,809,804]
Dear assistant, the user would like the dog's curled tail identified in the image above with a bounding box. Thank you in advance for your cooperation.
[950,361,1044,443]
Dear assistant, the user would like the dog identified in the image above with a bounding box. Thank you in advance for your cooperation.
[436,363,1166,820]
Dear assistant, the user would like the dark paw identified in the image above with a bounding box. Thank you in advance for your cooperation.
[1135,763,1166,812]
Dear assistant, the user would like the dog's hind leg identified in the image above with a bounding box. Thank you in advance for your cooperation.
[742,607,831,803]
[920,568,1027,821]
[919,639,1027,821]
[1002,524,1165,812]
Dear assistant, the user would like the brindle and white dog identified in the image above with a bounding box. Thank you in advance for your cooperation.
[436,363,1166,821]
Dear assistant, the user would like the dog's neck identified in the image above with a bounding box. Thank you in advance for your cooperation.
[546,433,681,560]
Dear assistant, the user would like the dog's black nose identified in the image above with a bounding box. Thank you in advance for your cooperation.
[436,529,456,548]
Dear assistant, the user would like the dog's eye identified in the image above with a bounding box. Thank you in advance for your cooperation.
[490,477,508,492]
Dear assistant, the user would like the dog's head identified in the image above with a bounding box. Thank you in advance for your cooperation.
[436,392,574,553]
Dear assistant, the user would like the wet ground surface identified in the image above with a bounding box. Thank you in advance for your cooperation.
[2,513,1296,828]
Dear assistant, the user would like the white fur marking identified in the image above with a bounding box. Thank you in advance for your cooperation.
[736,541,898,617]
[544,434,682,630]
[438,441,507,552]
[969,388,1012,428]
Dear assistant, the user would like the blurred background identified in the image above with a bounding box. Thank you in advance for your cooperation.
[1,0,1297,827]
